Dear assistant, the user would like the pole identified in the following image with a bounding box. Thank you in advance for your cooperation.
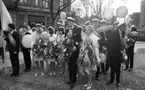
[2,31,8,75]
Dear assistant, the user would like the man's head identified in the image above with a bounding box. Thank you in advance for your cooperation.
[8,23,15,31]
[67,17,75,27]
[91,19,99,29]
[19,28,25,36]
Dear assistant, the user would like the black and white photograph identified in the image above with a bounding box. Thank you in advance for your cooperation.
[0,0,145,90]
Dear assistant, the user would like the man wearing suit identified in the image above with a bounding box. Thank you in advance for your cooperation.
[66,17,82,88]
[20,26,31,72]
[106,23,126,87]
[4,23,20,77]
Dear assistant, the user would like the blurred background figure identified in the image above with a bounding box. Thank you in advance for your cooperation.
[125,26,138,71]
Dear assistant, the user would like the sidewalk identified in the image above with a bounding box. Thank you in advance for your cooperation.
[0,52,24,70]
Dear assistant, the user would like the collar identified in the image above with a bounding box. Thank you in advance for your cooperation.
[11,29,16,34]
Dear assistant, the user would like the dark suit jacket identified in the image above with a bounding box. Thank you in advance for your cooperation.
[5,30,20,52]
[72,25,82,48]
[106,29,122,69]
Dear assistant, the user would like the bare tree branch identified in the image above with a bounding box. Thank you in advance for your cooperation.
[54,0,76,19]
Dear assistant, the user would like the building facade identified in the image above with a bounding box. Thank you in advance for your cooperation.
[3,0,71,29]
[140,0,145,29]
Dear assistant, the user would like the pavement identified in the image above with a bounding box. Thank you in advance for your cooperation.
[0,52,24,70]
[0,41,145,90]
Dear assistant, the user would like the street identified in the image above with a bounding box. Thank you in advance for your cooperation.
[0,41,145,90]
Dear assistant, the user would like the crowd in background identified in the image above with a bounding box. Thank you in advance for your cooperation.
[0,16,138,89]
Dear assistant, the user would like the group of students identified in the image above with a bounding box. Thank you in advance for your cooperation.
[1,16,137,89]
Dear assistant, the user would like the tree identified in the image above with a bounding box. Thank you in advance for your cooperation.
[42,0,76,26]
[80,0,114,20]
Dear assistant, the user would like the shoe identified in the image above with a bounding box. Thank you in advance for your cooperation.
[77,74,79,77]
[9,73,14,76]
[24,69,31,72]
[128,68,133,72]
[84,84,88,87]
[96,77,100,81]
[86,83,92,89]
[14,74,19,77]
[116,83,122,87]
[106,81,113,85]
[41,72,44,76]
[53,72,56,75]
[70,83,75,89]
[49,73,52,76]
[35,73,38,76]
[124,68,128,71]
[66,81,73,84]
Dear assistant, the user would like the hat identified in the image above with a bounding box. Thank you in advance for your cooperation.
[86,25,94,32]
[92,19,99,22]
[36,23,42,26]
[67,17,75,22]
[84,21,91,26]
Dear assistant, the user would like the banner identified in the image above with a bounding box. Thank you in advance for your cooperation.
[0,0,13,31]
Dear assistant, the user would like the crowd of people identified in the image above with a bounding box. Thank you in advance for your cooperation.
[1,16,138,89]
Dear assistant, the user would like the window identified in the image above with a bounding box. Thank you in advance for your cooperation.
[60,0,63,6]
[35,0,38,6]
[45,0,49,8]
[42,0,49,8]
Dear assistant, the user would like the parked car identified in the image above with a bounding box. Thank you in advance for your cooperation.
[137,30,145,41]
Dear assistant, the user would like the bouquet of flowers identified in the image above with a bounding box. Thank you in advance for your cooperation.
[32,38,53,58]
[52,44,63,63]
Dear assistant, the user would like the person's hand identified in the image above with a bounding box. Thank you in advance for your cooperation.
[73,46,76,51]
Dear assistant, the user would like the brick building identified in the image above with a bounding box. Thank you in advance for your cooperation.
[3,0,71,29]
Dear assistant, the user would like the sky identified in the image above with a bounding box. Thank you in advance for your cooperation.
[72,0,142,15]
[113,0,141,14]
